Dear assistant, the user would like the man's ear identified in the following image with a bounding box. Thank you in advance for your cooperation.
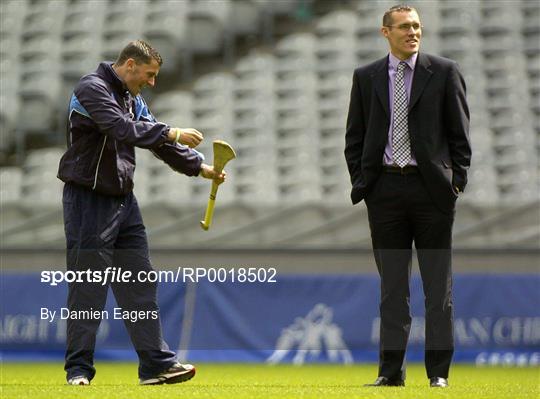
[381,27,388,38]
[125,58,136,72]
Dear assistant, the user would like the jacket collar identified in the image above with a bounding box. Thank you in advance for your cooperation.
[97,62,129,94]
[409,52,432,112]
[372,55,390,118]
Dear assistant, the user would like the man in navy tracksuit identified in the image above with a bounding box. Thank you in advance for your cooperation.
[57,40,225,386]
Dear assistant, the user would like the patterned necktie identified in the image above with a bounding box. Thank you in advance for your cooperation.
[392,61,411,167]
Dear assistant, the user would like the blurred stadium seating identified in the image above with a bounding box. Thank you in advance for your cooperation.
[0,0,538,252]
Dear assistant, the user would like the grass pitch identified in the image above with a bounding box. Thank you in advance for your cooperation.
[1,362,538,398]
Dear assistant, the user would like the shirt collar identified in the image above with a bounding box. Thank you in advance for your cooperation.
[388,52,418,72]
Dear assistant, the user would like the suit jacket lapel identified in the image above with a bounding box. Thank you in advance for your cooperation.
[409,53,432,112]
[372,56,390,119]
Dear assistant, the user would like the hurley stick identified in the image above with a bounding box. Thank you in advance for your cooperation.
[200,140,236,230]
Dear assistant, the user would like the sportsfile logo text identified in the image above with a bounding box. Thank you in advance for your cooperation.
[40,267,278,286]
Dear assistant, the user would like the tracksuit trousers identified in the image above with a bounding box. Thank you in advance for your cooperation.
[62,183,177,381]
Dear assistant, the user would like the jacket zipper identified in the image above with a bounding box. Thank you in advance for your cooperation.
[93,135,108,190]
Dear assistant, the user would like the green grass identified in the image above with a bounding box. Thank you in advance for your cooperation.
[1,362,538,398]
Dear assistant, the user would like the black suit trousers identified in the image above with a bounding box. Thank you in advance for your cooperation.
[365,171,455,380]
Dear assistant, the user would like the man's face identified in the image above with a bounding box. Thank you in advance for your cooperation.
[381,10,422,60]
[124,58,160,95]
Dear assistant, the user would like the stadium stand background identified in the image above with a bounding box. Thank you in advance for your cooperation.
[1,0,538,273]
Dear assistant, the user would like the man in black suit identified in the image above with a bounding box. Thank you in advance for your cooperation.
[344,5,471,388]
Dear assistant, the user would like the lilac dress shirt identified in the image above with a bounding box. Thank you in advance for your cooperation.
[383,52,418,166]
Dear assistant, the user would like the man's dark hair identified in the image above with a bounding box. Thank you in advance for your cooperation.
[383,4,418,27]
[116,40,163,66]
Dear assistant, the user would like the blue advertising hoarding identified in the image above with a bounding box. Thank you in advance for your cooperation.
[1,273,539,365]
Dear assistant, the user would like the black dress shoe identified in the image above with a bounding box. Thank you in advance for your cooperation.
[364,376,405,387]
[429,377,449,387]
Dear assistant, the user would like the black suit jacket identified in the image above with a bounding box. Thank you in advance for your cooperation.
[344,52,471,213]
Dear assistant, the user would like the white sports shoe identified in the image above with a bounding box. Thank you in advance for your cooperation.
[139,362,196,385]
[67,376,90,385]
